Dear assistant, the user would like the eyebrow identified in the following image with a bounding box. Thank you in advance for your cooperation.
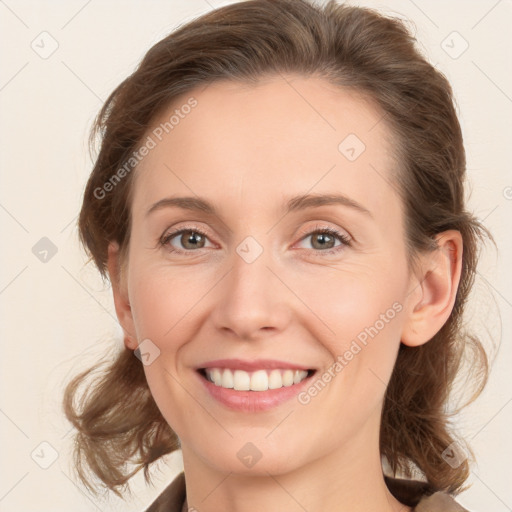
[145,193,372,218]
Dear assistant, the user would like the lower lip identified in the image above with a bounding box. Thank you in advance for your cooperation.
[196,370,315,412]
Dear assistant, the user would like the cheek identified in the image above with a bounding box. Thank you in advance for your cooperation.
[292,262,409,417]
[127,258,209,342]
[290,269,407,440]
[293,263,407,350]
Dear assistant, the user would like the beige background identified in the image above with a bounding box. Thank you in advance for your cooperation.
[0,0,511,510]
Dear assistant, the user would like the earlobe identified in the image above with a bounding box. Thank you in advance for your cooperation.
[107,242,138,350]
[401,230,463,347]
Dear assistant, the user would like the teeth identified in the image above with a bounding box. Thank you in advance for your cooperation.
[204,368,309,391]
[268,369,283,389]
[233,370,250,391]
[282,369,294,387]
[211,368,222,386]
[250,370,268,391]
[221,368,234,388]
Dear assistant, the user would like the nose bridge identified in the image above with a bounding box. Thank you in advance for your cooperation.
[210,234,290,339]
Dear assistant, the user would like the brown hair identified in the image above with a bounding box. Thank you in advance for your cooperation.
[63,0,491,498]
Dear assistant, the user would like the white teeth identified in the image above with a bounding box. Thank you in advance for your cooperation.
[282,369,294,387]
[268,369,283,389]
[204,368,309,391]
[250,370,268,391]
[233,370,250,391]
[221,368,234,388]
[293,369,303,384]
[211,368,222,386]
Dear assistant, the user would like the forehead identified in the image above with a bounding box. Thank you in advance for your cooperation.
[132,74,399,218]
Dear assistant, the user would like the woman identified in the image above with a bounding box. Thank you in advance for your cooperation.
[63,1,490,510]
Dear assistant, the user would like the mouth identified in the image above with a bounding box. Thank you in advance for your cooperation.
[197,367,317,392]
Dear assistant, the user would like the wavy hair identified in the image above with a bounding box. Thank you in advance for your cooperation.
[63,0,491,498]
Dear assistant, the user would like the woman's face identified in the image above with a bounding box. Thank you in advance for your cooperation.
[118,75,420,476]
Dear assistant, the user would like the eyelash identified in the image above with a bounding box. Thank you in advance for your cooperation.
[159,224,351,256]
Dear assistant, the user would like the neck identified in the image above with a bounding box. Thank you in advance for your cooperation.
[180,418,410,512]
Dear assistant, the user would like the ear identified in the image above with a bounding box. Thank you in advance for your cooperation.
[401,230,463,347]
[107,241,138,350]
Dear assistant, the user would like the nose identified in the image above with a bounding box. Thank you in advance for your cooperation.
[210,241,292,341]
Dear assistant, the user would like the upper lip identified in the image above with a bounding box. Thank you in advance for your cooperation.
[196,359,314,372]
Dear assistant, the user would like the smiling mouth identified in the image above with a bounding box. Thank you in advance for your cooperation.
[198,367,316,392]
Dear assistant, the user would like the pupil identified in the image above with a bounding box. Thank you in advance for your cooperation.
[184,231,203,248]
[316,233,333,249]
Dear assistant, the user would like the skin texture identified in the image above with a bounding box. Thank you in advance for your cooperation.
[107,74,462,512]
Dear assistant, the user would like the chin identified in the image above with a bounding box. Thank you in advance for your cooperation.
[194,439,303,477]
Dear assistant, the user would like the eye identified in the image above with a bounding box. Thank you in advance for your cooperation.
[160,226,214,254]
[296,225,351,255]
[159,223,351,256]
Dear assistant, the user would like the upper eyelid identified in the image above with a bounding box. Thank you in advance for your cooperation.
[160,223,349,238]
[296,223,350,239]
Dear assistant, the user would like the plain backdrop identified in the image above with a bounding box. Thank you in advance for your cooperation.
[0,0,511,511]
